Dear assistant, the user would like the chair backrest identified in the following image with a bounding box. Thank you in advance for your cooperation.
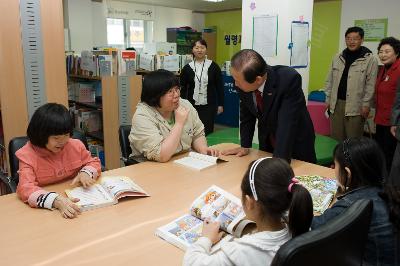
[8,129,89,190]
[271,199,373,266]
[119,125,136,166]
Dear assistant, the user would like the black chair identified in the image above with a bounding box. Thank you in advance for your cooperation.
[271,199,373,266]
[1,129,89,194]
[119,125,138,166]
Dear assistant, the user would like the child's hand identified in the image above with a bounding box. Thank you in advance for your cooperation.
[53,196,81,219]
[71,172,95,188]
[202,218,223,244]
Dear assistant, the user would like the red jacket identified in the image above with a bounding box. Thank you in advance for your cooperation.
[16,139,101,208]
[375,58,400,126]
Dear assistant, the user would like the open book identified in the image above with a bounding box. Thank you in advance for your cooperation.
[174,152,228,170]
[155,185,254,251]
[65,176,149,211]
[296,175,337,214]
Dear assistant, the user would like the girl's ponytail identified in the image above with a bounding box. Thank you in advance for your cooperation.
[288,184,313,237]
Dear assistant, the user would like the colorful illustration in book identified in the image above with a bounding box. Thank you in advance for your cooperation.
[168,226,185,237]
[204,190,220,204]
[216,212,234,231]
[176,215,202,231]
[192,207,202,217]
[224,202,242,217]
[181,226,202,244]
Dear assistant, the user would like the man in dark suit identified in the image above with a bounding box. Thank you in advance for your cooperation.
[223,49,316,163]
[389,79,400,185]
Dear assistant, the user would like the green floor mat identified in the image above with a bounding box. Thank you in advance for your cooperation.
[207,128,335,165]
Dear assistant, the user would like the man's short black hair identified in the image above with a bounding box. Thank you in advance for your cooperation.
[141,69,179,107]
[345,26,364,38]
[27,103,73,148]
[378,36,400,59]
[231,49,268,83]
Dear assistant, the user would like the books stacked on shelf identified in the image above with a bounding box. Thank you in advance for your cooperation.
[118,50,137,76]
[68,82,96,103]
[65,48,119,78]
[72,108,102,134]
[87,138,105,167]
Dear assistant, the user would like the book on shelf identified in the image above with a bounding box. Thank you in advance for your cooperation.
[296,175,337,214]
[118,50,137,76]
[174,152,228,170]
[155,185,254,251]
[65,175,149,211]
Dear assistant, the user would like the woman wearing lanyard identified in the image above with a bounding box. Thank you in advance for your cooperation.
[180,39,224,135]
[374,36,400,171]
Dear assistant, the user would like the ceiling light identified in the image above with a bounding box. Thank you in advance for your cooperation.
[203,0,225,2]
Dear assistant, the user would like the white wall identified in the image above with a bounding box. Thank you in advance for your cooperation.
[153,6,203,42]
[64,0,204,54]
[66,0,94,54]
[241,0,314,97]
[339,0,400,54]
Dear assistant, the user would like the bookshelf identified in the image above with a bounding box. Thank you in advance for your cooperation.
[0,0,67,193]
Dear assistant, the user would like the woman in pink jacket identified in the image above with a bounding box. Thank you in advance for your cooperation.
[375,37,400,171]
[16,103,101,218]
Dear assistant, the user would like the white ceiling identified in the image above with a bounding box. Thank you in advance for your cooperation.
[115,0,243,12]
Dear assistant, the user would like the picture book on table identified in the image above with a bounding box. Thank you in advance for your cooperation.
[174,152,228,171]
[155,185,254,251]
[65,175,149,211]
[296,175,337,214]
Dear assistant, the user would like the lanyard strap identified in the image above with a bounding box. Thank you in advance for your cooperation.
[194,60,206,84]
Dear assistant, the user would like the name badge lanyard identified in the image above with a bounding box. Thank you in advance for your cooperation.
[194,60,206,91]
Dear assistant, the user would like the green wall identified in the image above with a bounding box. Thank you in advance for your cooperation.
[309,1,342,92]
[205,10,242,66]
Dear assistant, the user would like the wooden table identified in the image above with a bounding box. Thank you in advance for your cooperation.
[0,144,334,266]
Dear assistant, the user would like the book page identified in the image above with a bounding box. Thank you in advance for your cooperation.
[174,156,215,170]
[188,152,218,163]
[100,176,149,200]
[155,214,203,251]
[65,184,115,211]
[296,175,337,214]
[190,185,245,234]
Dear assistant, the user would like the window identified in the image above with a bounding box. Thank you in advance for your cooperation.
[106,18,153,50]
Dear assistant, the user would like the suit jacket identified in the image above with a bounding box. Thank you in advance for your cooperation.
[239,65,316,163]
[391,77,400,141]
[180,61,224,107]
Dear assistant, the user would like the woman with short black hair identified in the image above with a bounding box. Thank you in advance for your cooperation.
[129,69,218,162]
[180,39,224,135]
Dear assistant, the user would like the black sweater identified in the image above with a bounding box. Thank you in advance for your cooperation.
[180,61,224,107]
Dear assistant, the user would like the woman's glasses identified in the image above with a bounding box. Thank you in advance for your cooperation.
[166,87,181,96]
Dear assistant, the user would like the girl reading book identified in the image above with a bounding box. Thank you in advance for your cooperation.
[312,137,400,265]
[16,103,101,219]
[183,157,313,266]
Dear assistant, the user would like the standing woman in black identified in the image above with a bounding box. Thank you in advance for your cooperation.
[180,39,224,135]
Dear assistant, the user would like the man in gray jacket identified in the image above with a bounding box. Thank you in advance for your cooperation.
[324,26,378,141]
[389,79,400,185]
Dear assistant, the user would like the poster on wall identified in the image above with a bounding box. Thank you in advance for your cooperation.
[354,18,388,42]
[290,21,309,68]
[252,15,278,57]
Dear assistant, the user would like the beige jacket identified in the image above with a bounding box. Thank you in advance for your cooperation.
[129,98,205,162]
[324,48,378,116]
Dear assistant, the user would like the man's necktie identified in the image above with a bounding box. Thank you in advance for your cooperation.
[255,90,263,113]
